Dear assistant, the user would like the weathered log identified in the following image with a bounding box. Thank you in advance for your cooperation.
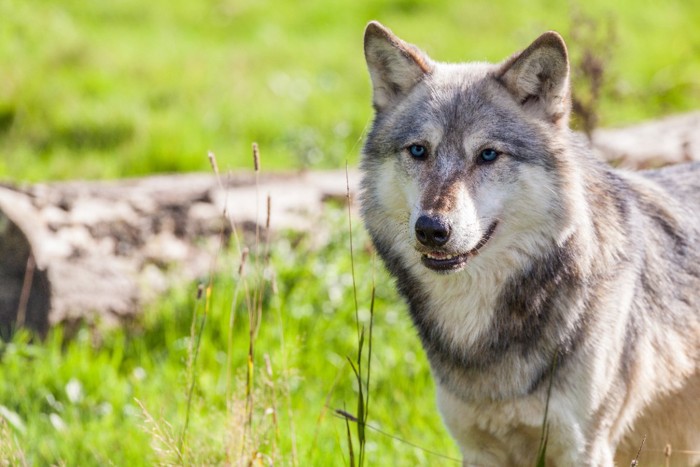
[0,171,360,333]
[592,111,700,168]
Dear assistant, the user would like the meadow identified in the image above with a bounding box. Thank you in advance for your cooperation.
[1,0,700,465]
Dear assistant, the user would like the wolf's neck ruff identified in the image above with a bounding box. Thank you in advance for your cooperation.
[389,216,590,400]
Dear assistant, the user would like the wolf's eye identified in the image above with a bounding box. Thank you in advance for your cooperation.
[408,144,427,159]
[479,148,499,163]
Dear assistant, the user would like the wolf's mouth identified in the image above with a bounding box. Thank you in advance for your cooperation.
[421,221,498,272]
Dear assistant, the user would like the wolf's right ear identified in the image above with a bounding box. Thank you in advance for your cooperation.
[497,31,570,125]
[364,21,433,112]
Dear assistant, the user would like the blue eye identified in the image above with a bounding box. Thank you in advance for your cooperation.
[408,144,427,159]
[479,148,499,162]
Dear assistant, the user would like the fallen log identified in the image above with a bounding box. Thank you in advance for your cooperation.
[0,171,360,334]
[592,111,700,168]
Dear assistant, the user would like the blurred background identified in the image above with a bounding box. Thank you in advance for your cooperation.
[1,1,700,465]
[2,0,699,181]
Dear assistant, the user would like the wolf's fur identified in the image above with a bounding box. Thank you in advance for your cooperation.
[360,21,700,466]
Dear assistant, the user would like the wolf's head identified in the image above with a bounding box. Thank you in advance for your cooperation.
[361,22,580,277]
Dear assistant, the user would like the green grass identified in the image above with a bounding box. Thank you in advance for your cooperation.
[0,210,460,465]
[1,0,700,181]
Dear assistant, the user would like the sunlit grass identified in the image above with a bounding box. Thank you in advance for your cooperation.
[0,207,460,465]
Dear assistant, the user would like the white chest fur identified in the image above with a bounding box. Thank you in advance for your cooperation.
[437,383,587,466]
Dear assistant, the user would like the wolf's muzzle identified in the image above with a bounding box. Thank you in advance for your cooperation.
[419,221,499,272]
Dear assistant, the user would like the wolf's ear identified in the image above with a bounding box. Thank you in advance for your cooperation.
[364,21,433,112]
[497,31,570,125]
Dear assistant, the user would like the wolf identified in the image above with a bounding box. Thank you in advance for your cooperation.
[359,21,700,466]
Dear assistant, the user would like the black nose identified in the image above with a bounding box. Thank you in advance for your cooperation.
[415,215,451,247]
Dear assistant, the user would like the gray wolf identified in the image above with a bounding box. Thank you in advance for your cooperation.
[359,21,700,466]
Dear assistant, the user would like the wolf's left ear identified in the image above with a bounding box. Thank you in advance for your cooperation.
[364,21,433,112]
[497,32,570,125]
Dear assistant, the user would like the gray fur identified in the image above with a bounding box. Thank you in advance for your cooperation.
[360,21,700,466]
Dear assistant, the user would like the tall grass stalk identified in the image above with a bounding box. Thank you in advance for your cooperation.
[344,404,356,467]
[210,146,265,462]
[226,248,248,411]
[244,142,266,458]
[218,146,282,463]
[137,399,184,465]
[215,143,282,464]
[210,150,254,460]
[14,254,35,332]
[180,282,210,456]
[179,150,240,456]
[630,435,646,466]
[210,148,248,422]
[341,163,375,466]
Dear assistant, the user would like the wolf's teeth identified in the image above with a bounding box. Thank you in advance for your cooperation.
[428,253,458,260]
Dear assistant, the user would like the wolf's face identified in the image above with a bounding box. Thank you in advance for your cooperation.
[361,23,575,275]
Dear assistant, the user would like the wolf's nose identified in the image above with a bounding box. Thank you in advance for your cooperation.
[415,215,451,247]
